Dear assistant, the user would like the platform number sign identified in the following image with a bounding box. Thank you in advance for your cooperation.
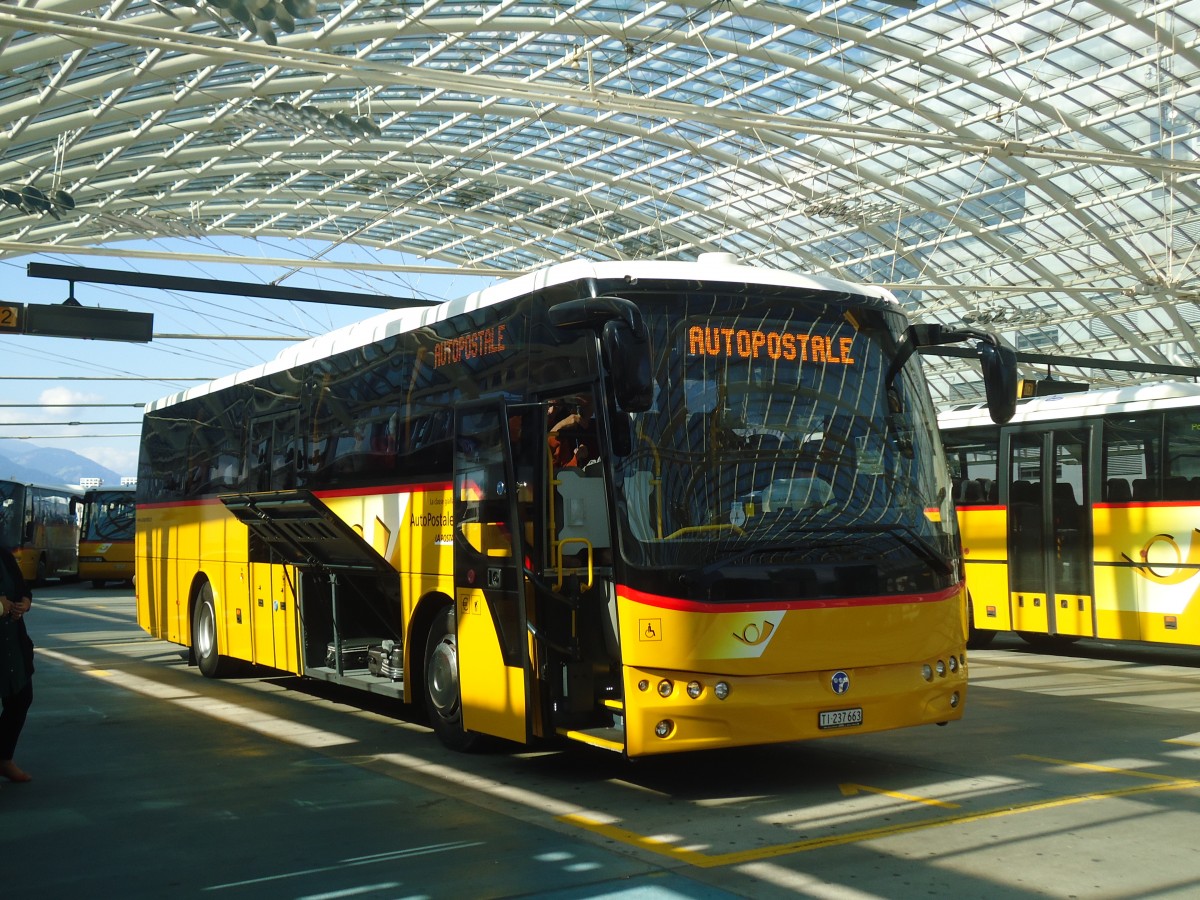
[0,304,20,333]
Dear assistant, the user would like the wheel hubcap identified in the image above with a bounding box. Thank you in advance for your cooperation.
[427,635,459,717]
[197,605,214,657]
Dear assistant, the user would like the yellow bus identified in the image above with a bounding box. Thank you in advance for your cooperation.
[941,381,1200,649]
[136,256,1013,757]
[78,485,136,588]
[0,479,81,583]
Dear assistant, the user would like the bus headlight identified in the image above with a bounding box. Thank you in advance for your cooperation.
[657,679,673,698]
[936,659,947,677]
[655,719,674,738]
[686,681,702,699]
[922,664,933,682]
[714,681,730,700]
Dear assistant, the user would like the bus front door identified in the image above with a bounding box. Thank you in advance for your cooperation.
[1007,427,1094,638]
[452,404,534,744]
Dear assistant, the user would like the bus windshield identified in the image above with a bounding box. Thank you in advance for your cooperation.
[83,491,136,542]
[613,288,956,601]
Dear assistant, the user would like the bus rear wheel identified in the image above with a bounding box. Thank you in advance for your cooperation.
[424,605,479,752]
[192,582,230,678]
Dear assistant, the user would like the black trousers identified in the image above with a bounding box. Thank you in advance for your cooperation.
[0,679,32,760]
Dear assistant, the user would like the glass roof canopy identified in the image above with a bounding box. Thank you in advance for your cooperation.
[1,0,1198,405]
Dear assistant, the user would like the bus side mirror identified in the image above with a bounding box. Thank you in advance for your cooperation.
[602,319,653,412]
[891,324,1017,426]
[977,339,1017,425]
[549,295,653,413]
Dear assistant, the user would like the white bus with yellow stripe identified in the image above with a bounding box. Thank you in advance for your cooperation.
[941,381,1200,649]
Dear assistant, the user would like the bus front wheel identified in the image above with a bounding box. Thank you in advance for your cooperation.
[424,605,479,752]
[192,583,230,678]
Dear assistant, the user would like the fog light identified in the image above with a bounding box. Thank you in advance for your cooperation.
[714,681,730,700]
[657,679,673,698]
[638,679,649,692]
[950,691,960,708]
[655,719,674,738]
[686,681,702,699]
[922,664,933,682]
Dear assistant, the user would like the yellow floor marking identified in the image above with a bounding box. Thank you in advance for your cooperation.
[839,782,960,808]
[560,762,1200,869]
[1016,754,1186,781]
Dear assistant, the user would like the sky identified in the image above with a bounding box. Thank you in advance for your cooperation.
[0,237,500,479]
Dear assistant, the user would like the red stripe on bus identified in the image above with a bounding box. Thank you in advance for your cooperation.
[957,504,1004,511]
[616,583,962,613]
[1094,501,1198,509]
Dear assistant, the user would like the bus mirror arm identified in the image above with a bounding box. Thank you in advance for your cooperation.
[887,324,1017,426]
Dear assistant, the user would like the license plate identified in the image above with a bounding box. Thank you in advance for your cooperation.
[819,707,863,729]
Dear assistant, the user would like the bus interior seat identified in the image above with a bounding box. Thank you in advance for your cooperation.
[1105,478,1132,503]
[1052,482,1079,508]
[1164,476,1191,500]
[962,480,984,504]
[1132,478,1157,501]
[986,480,999,503]
[976,478,994,502]
[1010,480,1035,504]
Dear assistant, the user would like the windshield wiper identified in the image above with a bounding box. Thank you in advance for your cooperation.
[827,522,954,576]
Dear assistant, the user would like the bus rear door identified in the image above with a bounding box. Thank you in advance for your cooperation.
[1006,426,1095,638]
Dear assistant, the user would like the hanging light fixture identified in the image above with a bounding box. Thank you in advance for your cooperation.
[0,183,77,218]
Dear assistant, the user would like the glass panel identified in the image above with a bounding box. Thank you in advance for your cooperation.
[943,427,999,505]
[1102,414,1161,502]
[1052,432,1089,595]
[1009,433,1044,593]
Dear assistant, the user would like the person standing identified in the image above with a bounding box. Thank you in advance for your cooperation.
[0,544,34,783]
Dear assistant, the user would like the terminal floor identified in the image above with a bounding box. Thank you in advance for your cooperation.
[7,584,1200,899]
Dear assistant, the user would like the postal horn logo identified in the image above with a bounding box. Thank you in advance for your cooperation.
[732,620,775,646]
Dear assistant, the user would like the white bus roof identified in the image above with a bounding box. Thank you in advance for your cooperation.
[939,380,1200,431]
[145,256,896,414]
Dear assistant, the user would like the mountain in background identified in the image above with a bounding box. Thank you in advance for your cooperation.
[0,439,122,487]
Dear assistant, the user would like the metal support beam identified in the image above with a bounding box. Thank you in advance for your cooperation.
[920,346,1200,378]
[27,262,438,310]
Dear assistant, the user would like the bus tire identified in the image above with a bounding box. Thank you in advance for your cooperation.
[423,604,479,752]
[35,555,47,586]
[91,580,106,589]
[192,582,229,678]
